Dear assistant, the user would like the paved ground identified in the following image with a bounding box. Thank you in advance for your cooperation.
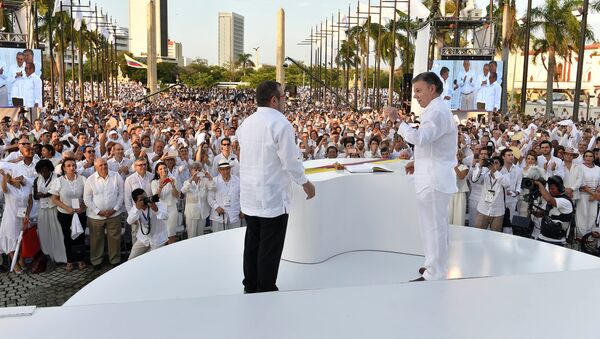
[0,261,113,307]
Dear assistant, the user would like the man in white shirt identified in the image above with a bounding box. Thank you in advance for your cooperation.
[458,60,476,111]
[237,80,316,293]
[386,71,458,281]
[483,72,501,112]
[537,140,565,179]
[211,137,239,177]
[124,157,154,245]
[473,156,510,231]
[500,149,522,225]
[8,52,25,106]
[77,145,96,178]
[439,67,452,109]
[127,188,168,260]
[107,143,133,179]
[208,159,241,232]
[84,158,125,268]
[475,63,490,110]
[22,62,42,109]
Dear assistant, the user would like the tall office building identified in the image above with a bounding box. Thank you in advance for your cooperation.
[129,0,169,59]
[218,12,244,67]
[168,39,184,66]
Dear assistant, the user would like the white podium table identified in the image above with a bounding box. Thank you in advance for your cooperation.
[282,158,423,263]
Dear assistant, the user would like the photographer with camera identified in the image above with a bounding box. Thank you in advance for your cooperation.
[127,188,168,260]
[472,156,510,232]
[530,176,574,246]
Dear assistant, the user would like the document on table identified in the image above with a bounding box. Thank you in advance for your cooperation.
[345,163,393,173]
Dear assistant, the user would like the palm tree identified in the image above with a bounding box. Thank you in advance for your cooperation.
[335,39,359,100]
[236,53,255,77]
[530,0,594,117]
[346,21,370,106]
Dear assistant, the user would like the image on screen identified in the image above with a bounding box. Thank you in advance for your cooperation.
[0,47,43,108]
[429,59,504,112]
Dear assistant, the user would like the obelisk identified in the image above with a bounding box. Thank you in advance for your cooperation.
[276,8,285,88]
[147,0,158,101]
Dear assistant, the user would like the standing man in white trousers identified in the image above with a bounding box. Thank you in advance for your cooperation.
[386,72,458,281]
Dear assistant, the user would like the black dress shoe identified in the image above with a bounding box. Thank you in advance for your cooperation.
[418,267,426,275]
[409,276,426,282]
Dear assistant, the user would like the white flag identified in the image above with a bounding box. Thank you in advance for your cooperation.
[73,10,84,31]
[52,0,72,16]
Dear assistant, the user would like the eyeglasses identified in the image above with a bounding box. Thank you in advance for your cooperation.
[19,142,30,146]
[135,163,147,167]
[222,143,230,146]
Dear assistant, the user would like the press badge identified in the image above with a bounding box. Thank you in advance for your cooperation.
[224,196,231,207]
[484,190,495,203]
[17,207,26,218]
[71,199,80,209]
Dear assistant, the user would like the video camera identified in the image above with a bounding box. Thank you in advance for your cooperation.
[521,177,546,201]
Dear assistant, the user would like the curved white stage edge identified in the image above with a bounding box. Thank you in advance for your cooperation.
[3,159,600,339]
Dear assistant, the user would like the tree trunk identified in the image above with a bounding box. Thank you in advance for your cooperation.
[546,49,555,118]
[388,54,395,106]
[500,0,510,115]
[360,54,366,107]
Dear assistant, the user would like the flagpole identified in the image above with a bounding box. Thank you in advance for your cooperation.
[60,1,66,105]
[94,4,100,100]
[48,10,55,106]
[77,0,84,105]
[70,1,76,103]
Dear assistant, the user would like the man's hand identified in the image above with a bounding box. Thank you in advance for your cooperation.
[405,161,415,175]
[302,181,316,200]
[149,201,158,212]
[216,207,225,215]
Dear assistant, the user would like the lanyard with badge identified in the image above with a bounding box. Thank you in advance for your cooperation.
[222,177,232,208]
[485,175,498,203]
[139,208,151,235]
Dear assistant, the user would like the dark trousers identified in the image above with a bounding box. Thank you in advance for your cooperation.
[57,211,87,263]
[243,214,288,293]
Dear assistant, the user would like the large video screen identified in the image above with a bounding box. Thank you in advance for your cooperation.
[0,47,43,108]
[429,60,504,112]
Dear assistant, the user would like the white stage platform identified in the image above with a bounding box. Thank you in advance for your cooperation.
[2,159,600,338]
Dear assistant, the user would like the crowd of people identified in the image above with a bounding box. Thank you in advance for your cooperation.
[0,78,598,274]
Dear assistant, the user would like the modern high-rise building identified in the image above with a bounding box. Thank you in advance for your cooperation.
[218,12,244,67]
[168,39,184,66]
[129,0,169,59]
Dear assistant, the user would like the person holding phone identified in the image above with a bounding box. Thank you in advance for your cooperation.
[151,162,181,244]
[181,162,215,238]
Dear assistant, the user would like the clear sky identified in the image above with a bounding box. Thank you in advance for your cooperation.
[97,0,600,66]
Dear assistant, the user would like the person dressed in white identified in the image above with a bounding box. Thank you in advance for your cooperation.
[151,162,181,244]
[127,188,168,260]
[386,72,458,281]
[439,67,452,109]
[457,60,476,110]
[537,140,565,179]
[83,158,124,267]
[0,57,7,106]
[124,157,154,245]
[22,62,42,109]
[0,169,31,273]
[211,137,239,177]
[482,72,501,113]
[8,52,25,106]
[562,148,583,205]
[449,150,469,226]
[107,143,133,180]
[208,159,241,232]
[576,150,600,238]
[237,80,316,293]
[500,148,522,226]
[181,162,214,238]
